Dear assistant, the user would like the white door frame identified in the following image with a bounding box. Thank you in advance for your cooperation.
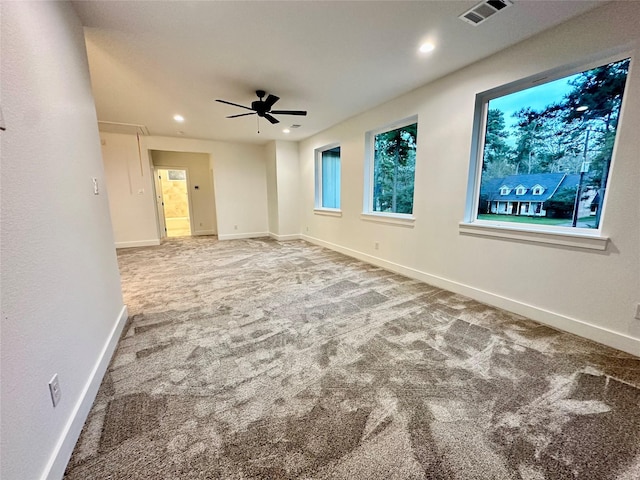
[154,166,195,237]
[153,168,167,239]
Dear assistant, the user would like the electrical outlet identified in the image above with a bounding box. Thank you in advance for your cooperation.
[234,225,238,230]
[48,374,61,407]
[635,303,640,320]
[92,177,99,195]
[374,242,379,250]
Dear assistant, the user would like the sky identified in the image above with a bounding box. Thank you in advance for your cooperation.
[488,73,580,131]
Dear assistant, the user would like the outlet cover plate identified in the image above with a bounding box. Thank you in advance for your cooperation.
[49,374,61,407]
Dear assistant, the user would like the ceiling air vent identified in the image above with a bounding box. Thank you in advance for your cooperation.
[460,0,513,26]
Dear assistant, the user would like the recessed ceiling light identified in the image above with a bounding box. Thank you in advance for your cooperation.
[173,114,184,123]
[576,106,589,112]
[419,42,435,53]
[283,129,290,134]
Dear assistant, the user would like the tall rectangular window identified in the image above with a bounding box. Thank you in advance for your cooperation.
[367,119,418,215]
[468,56,630,232]
[315,145,341,210]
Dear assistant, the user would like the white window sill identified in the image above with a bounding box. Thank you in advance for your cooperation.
[314,208,342,217]
[459,222,609,251]
[360,212,415,227]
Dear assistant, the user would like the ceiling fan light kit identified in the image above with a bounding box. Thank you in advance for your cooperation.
[216,90,307,128]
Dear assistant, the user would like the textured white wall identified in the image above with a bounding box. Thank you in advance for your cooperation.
[151,150,217,235]
[144,136,269,239]
[101,132,160,247]
[101,135,270,241]
[0,3,126,479]
[265,141,280,235]
[274,141,301,237]
[299,2,640,354]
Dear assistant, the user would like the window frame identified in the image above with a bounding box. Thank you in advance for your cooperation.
[314,143,342,215]
[363,115,418,225]
[462,51,632,250]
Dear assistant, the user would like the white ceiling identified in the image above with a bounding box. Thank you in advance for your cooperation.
[72,0,604,145]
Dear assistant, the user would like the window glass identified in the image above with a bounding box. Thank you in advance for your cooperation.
[371,122,417,214]
[168,169,186,181]
[315,146,340,209]
[475,58,630,230]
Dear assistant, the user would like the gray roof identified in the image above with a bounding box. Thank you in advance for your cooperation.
[481,173,579,202]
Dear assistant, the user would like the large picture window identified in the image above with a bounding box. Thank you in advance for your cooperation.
[469,57,630,232]
[315,145,341,210]
[366,119,418,215]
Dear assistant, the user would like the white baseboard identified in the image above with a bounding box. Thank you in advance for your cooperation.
[115,239,160,249]
[43,305,129,480]
[193,230,217,236]
[218,232,269,241]
[301,234,640,357]
[269,233,302,241]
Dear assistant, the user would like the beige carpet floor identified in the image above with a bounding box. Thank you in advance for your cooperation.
[64,237,640,479]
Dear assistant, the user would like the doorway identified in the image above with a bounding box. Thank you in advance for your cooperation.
[157,168,192,237]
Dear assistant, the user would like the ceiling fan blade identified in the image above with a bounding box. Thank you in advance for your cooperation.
[226,112,256,119]
[263,113,280,124]
[215,99,255,111]
[263,94,280,110]
[270,110,307,116]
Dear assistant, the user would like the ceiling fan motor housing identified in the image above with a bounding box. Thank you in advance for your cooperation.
[252,100,266,115]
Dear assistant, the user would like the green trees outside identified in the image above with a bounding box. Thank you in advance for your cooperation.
[480,58,630,226]
[483,109,512,177]
[373,123,417,214]
[544,186,581,218]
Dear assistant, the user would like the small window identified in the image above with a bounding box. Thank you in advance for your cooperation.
[365,117,418,215]
[315,145,341,210]
[168,169,186,181]
[469,56,630,231]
